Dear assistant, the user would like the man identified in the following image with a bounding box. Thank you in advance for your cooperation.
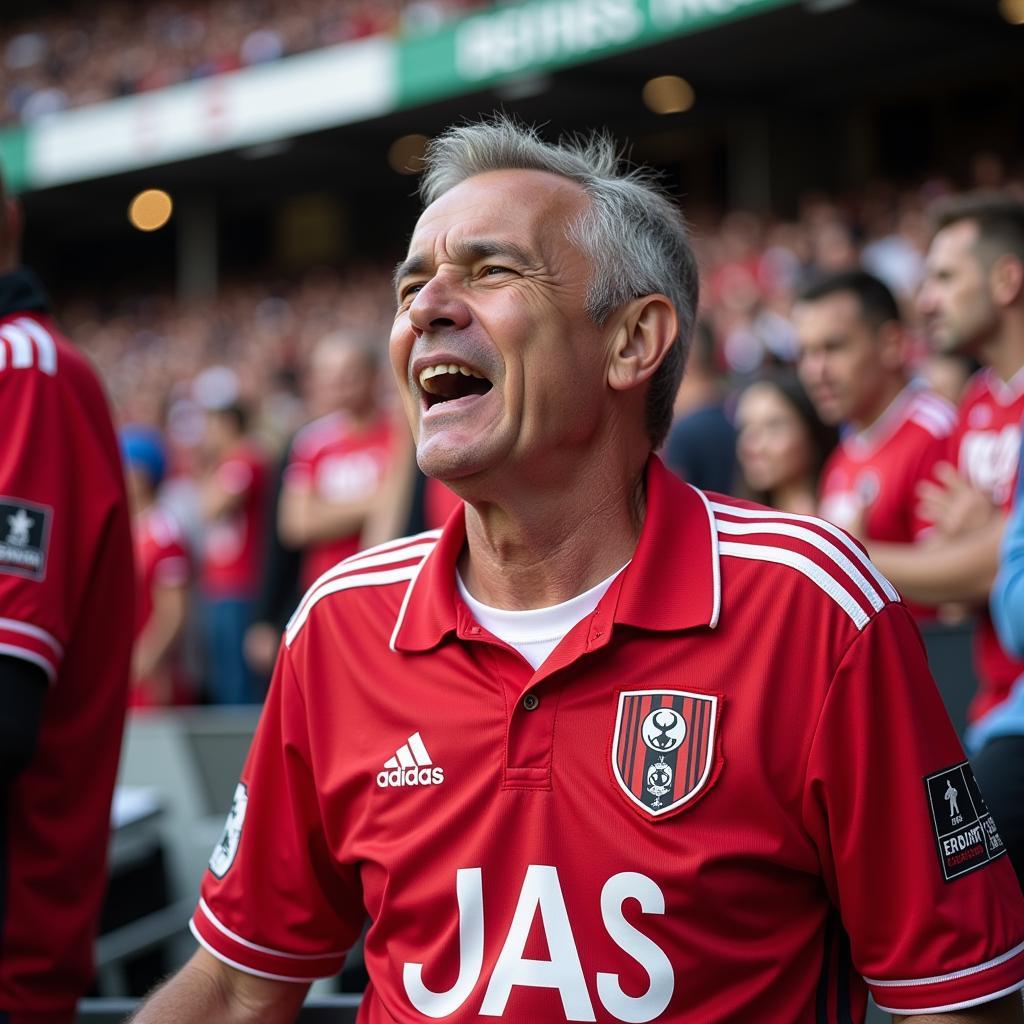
[196,378,269,704]
[277,332,396,590]
[121,425,192,707]
[794,269,955,618]
[0,174,135,1021]
[133,120,1024,1023]
[865,198,1024,730]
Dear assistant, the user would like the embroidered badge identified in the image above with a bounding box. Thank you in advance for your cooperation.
[612,689,720,820]
[924,761,1006,882]
[0,498,52,581]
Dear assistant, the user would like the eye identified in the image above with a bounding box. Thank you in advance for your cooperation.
[399,281,425,302]
[479,264,512,279]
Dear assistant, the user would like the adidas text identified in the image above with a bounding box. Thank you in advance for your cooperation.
[377,766,445,788]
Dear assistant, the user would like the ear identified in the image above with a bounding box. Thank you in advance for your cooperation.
[607,295,679,394]
[990,253,1024,308]
[876,320,905,372]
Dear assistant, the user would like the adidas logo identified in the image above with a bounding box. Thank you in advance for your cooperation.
[376,732,445,788]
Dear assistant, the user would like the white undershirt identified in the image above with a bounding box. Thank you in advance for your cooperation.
[456,563,629,670]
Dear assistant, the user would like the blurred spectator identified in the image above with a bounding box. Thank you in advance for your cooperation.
[735,369,837,515]
[121,425,193,707]
[918,352,977,407]
[277,331,397,590]
[867,194,1024,725]
[0,170,134,1022]
[196,368,269,704]
[663,319,737,494]
[793,269,956,618]
[980,432,1024,883]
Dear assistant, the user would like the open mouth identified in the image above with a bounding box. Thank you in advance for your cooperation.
[418,362,494,410]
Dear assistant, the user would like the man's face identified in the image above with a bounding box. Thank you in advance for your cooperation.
[390,169,609,484]
[917,220,998,355]
[310,344,376,419]
[794,291,891,427]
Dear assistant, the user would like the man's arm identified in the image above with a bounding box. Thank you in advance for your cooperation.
[132,581,187,683]
[130,948,309,1024]
[867,514,1005,605]
[277,485,379,547]
[893,991,1024,1022]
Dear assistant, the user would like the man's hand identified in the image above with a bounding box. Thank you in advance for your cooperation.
[917,463,999,537]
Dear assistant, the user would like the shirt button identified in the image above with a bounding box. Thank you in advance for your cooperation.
[522,694,540,711]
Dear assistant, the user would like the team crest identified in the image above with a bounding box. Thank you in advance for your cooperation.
[612,690,720,819]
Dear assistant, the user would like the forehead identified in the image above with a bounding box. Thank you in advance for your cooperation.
[794,291,865,339]
[929,220,980,267]
[406,169,589,261]
[738,383,795,421]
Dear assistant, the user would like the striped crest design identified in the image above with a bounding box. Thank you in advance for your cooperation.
[612,689,720,820]
[710,501,897,630]
[285,529,441,647]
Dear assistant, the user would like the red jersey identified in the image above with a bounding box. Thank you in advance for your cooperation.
[950,367,1024,721]
[131,505,191,708]
[191,459,1024,1022]
[0,302,134,1020]
[200,443,268,598]
[819,385,955,619]
[284,412,396,589]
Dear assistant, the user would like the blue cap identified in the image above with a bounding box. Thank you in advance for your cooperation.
[120,425,167,488]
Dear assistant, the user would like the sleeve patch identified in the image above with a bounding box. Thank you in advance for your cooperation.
[0,498,52,581]
[209,782,248,879]
[924,761,1007,882]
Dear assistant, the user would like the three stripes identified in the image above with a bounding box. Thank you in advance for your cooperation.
[0,317,57,376]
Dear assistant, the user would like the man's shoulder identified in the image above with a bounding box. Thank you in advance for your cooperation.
[284,529,443,648]
[290,412,349,459]
[705,493,901,633]
[0,311,93,387]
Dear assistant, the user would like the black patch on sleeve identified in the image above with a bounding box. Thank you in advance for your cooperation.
[0,498,51,581]
[924,760,1007,882]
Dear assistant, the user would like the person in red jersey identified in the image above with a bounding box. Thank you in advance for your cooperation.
[0,174,134,1023]
[278,333,397,590]
[794,269,956,620]
[196,375,269,704]
[121,425,193,708]
[132,120,1024,1024]
[865,196,1024,884]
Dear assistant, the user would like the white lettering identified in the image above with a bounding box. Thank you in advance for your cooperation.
[650,0,754,31]
[403,868,485,1017]
[456,0,642,81]
[480,865,596,1020]
[960,425,1021,506]
[597,873,674,1022]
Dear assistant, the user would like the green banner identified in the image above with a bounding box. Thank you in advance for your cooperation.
[398,0,801,106]
[0,126,28,193]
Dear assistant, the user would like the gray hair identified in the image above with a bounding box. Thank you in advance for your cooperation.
[419,116,699,449]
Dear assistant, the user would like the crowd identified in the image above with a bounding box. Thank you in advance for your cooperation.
[1,0,487,125]
[49,153,1024,719]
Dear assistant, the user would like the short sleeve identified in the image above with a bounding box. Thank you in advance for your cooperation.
[190,647,365,981]
[802,603,1024,1015]
[0,367,73,680]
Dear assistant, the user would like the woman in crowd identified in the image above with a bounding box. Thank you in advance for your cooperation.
[735,368,838,515]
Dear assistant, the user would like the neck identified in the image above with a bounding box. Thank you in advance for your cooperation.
[457,456,647,610]
[770,481,818,518]
[849,374,908,433]
[982,317,1024,383]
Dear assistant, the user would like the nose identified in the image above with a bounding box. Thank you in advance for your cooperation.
[408,274,472,335]
[916,279,937,318]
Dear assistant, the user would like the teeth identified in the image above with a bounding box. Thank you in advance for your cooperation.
[418,362,486,389]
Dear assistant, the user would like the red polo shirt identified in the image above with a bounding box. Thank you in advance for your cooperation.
[192,458,1024,1022]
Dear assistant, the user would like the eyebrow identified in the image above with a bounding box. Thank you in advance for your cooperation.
[392,238,537,293]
